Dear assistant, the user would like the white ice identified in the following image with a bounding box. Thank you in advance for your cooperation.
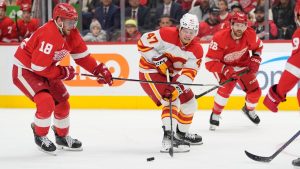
[0,108,300,169]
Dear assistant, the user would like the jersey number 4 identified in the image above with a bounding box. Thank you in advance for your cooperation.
[39,41,53,54]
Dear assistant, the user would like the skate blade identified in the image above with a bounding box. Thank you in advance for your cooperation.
[190,141,203,145]
[160,146,190,153]
[57,145,83,151]
[37,147,57,156]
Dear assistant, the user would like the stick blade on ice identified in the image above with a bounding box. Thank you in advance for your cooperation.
[244,150,272,163]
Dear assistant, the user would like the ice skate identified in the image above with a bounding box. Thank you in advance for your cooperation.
[292,158,300,167]
[176,127,203,145]
[160,126,190,153]
[51,126,83,151]
[209,112,220,131]
[31,123,57,155]
[242,104,260,124]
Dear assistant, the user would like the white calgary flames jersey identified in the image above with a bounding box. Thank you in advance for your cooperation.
[138,27,203,84]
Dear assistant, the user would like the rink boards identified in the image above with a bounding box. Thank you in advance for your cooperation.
[0,42,298,110]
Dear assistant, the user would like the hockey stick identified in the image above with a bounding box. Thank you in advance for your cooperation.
[166,69,174,157]
[79,73,219,87]
[195,69,249,99]
[245,130,300,163]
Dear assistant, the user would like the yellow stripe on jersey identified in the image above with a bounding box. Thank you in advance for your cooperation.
[144,73,161,101]
[139,57,156,69]
[137,40,153,52]
[182,68,197,80]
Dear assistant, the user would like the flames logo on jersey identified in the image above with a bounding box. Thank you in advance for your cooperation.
[223,47,248,63]
[54,49,69,61]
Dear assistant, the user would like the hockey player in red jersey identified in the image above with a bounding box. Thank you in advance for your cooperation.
[15,3,39,41]
[138,13,203,153]
[263,3,300,167]
[12,3,113,155]
[205,12,263,131]
[0,1,17,42]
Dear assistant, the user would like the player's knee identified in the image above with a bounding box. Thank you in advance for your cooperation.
[55,100,70,118]
[181,98,197,115]
[33,91,55,118]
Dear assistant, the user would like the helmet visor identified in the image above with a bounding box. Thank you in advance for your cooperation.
[62,19,78,29]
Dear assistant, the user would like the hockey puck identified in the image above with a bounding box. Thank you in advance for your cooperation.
[147,157,155,162]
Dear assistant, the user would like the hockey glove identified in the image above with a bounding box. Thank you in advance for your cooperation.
[163,84,184,102]
[152,55,173,75]
[222,66,238,80]
[263,84,286,113]
[239,73,259,93]
[92,63,113,86]
[249,55,261,74]
[57,66,75,81]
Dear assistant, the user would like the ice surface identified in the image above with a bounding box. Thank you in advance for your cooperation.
[0,108,300,169]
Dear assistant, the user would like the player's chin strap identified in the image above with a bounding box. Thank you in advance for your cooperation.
[54,19,64,35]
[77,73,220,87]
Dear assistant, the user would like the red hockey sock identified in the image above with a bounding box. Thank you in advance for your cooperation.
[54,101,70,137]
[33,92,55,136]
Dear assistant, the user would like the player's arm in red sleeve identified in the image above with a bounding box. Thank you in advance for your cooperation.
[70,30,113,85]
[69,30,98,73]
[205,36,226,73]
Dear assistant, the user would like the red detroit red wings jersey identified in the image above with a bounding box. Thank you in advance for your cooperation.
[14,20,97,79]
[0,16,16,42]
[206,27,263,73]
[285,28,300,77]
[16,18,39,40]
[138,27,203,82]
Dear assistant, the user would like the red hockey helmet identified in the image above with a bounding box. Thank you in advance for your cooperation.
[0,1,6,11]
[20,3,31,12]
[53,3,78,20]
[230,12,247,24]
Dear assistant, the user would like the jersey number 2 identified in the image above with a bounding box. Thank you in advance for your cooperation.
[39,41,53,54]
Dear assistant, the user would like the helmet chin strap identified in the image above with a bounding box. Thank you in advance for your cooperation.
[54,19,64,35]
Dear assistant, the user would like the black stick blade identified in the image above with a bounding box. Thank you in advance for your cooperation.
[169,148,173,157]
[244,150,272,163]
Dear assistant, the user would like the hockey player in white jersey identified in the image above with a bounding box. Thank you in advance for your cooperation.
[137,13,204,153]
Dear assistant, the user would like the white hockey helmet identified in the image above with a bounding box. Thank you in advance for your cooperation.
[179,13,199,35]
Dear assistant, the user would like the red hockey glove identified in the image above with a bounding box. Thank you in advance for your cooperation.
[92,63,113,86]
[152,55,173,75]
[222,66,238,80]
[57,66,75,80]
[163,84,184,101]
[249,55,261,74]
[239,73,259,93]
[263,84,286,113]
